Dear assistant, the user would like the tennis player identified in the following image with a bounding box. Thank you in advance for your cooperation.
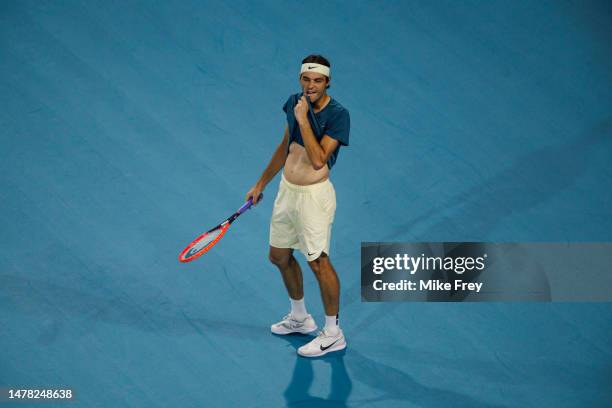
[246,54,350,357]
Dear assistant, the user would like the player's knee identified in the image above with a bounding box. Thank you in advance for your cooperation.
[269,252,291,268]
[308,253,329,278]
[309,259,321,274]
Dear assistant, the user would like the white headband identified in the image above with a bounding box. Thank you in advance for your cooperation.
[300,63,330,78]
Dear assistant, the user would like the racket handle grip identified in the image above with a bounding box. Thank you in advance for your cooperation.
[239,193,263,214]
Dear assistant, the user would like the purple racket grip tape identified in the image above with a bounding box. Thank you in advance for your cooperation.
[239,193,263,214]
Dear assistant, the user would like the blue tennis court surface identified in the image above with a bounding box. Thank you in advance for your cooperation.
[1,1,611,406]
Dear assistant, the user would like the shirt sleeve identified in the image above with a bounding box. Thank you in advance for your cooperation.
[325,109,350,146]
[283,95,297,137]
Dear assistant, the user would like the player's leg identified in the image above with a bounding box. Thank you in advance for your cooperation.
[269,246,303,300]
[307,252,339,316]
[297,253,346,357]
[269,180,317,335]
[299,181,340,329]
[269,245,317,335]
[296,180,346,356]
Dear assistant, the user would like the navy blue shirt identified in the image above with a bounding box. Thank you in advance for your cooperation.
[282,93,350,169]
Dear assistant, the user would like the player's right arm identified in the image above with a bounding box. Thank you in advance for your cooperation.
[245,126,289,205]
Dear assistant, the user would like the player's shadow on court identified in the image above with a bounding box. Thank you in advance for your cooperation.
[276,334,352,407]
[276,334,509,408]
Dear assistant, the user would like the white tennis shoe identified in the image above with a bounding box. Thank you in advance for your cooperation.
[297,328,346,357]
[271,313,317,335]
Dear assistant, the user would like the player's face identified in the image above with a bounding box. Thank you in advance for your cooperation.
[300,72,329,103]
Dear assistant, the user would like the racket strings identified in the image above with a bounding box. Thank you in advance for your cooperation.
[191,228,224,252]
[179,213,238,262]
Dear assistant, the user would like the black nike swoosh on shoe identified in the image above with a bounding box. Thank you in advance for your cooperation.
[320,339,339,351]
[308,252,316,256]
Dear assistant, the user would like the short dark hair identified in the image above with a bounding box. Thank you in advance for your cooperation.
[301,54,331,88]
[302,54,330,67]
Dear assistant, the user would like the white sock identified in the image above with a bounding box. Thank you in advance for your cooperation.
[290,297,308,319]
[324,314,339,335]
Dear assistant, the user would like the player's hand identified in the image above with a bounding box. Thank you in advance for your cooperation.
[294,95,309,124]
[245,185,264,205]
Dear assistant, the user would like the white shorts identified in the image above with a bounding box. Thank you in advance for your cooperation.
[269,174,336,261]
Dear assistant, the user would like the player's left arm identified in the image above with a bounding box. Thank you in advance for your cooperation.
[299,126,339,170]
[295,96,339,170]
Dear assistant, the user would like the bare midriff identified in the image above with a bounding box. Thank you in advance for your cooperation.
[283,142,329,185]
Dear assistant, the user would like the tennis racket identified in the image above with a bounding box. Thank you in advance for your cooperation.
[178,194,263,263]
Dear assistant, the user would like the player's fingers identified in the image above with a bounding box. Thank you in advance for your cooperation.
[255,191,264,204]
